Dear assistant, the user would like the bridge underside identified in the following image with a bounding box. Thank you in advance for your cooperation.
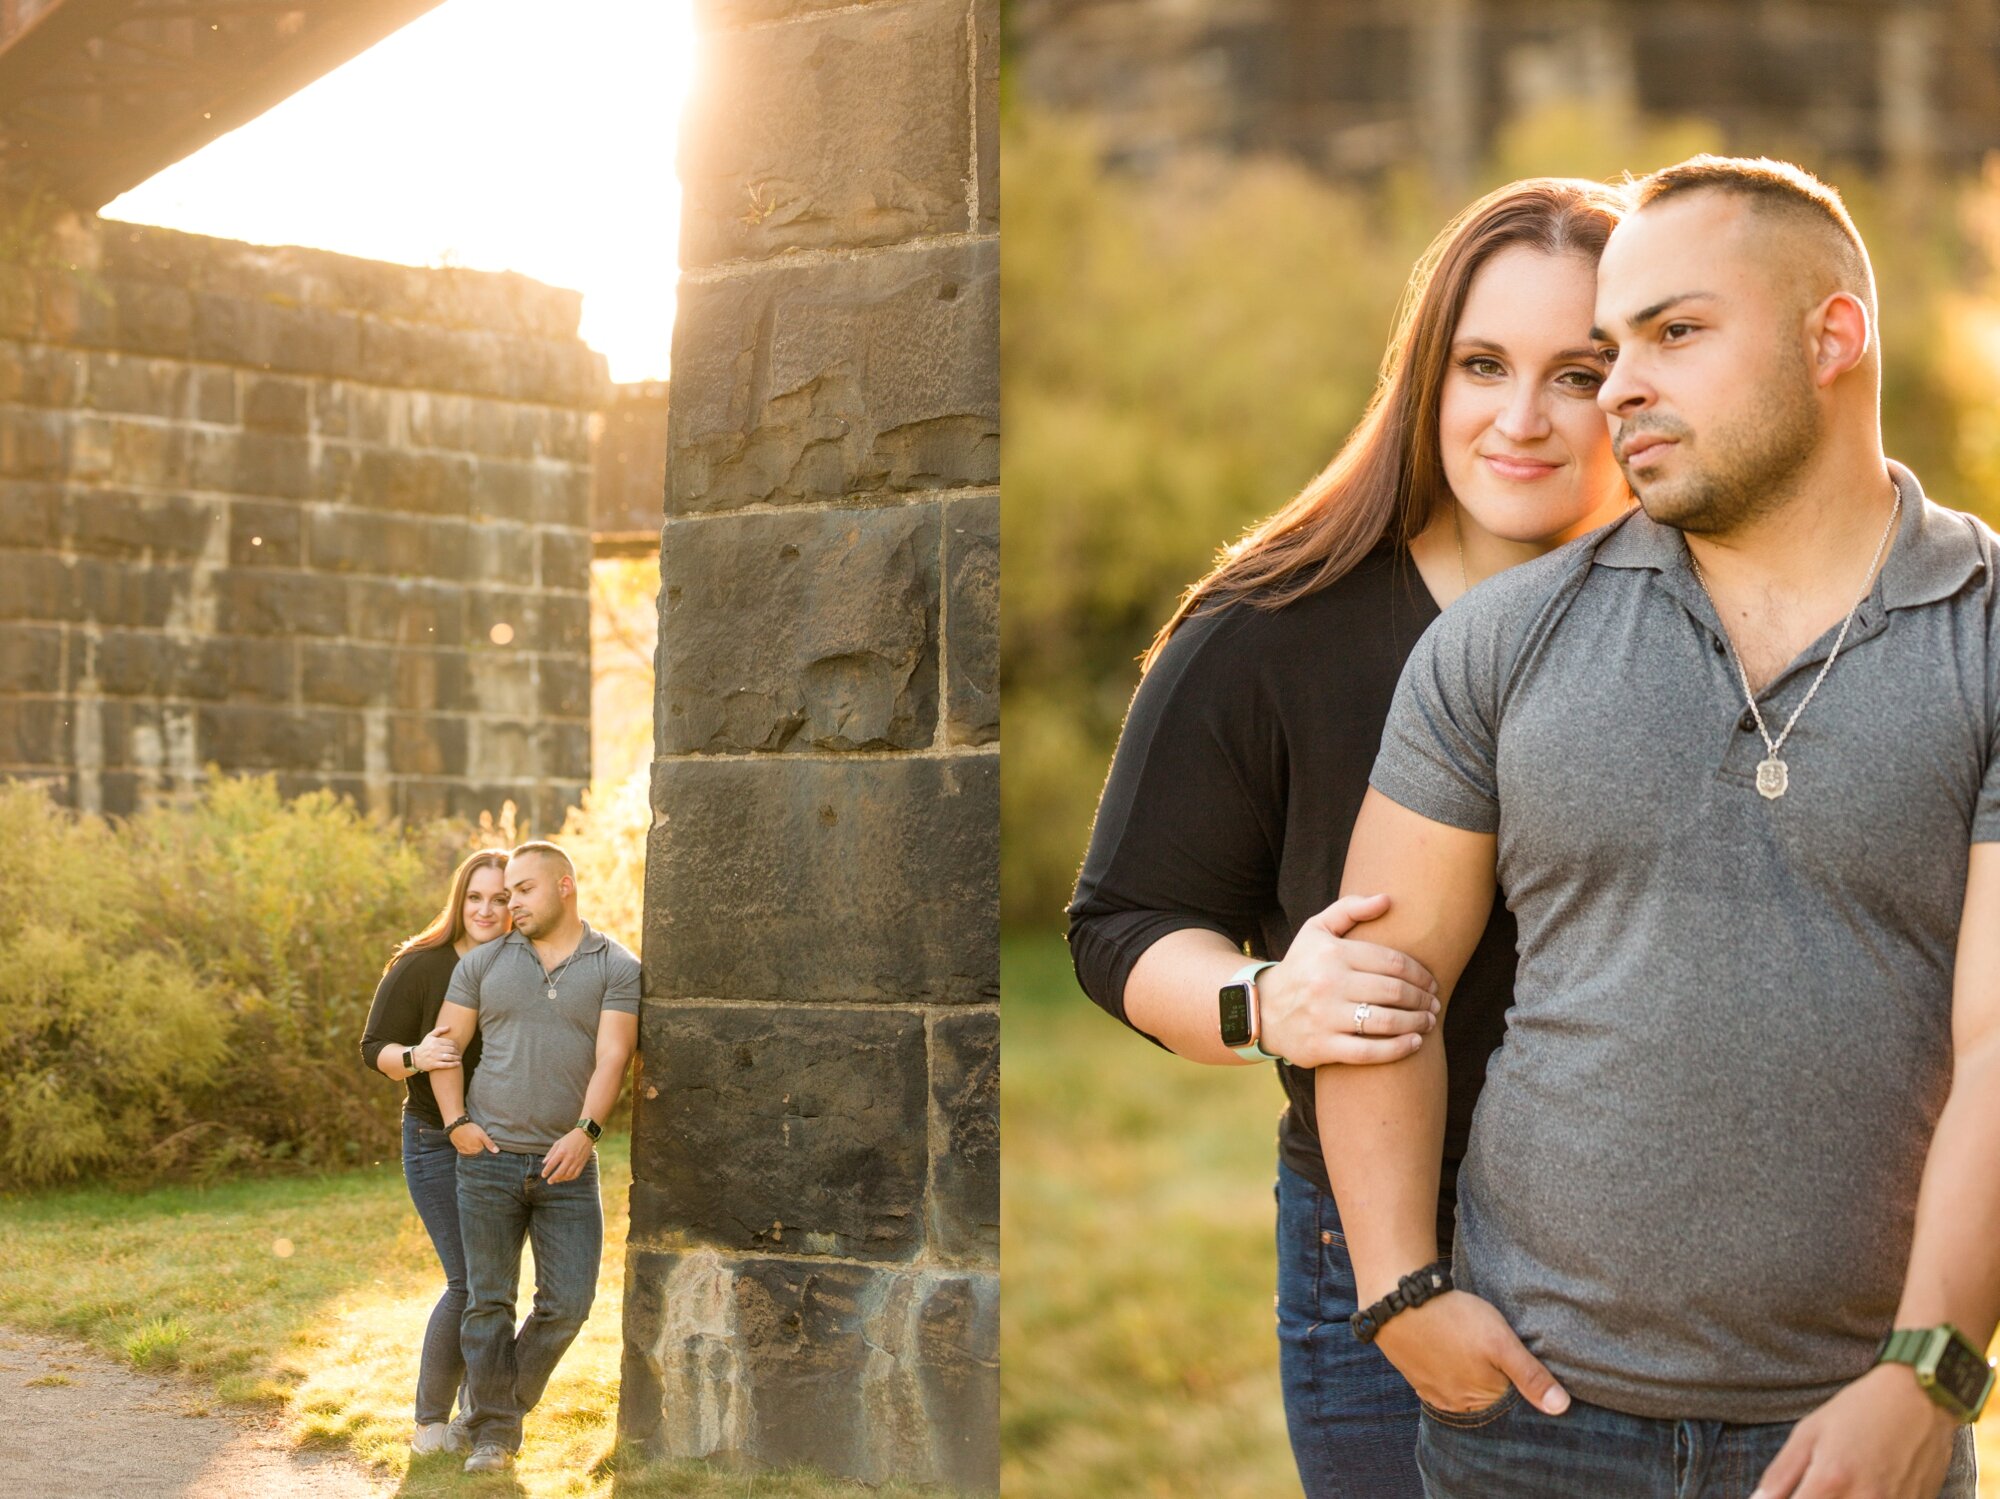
[0,0,442,209]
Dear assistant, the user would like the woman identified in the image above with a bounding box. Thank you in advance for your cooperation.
[358,848,511,1456]
[1066,179,1631,1497]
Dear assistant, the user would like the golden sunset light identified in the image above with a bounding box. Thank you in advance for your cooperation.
[101,0,695,382]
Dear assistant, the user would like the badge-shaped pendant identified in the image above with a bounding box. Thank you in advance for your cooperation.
[1756,757,1789,800]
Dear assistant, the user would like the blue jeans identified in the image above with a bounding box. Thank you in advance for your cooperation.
[1417,1389,1979,1498]
[401,1113,469,1426]
[1276,1161,1425,1498]
[456,1146,602,1452]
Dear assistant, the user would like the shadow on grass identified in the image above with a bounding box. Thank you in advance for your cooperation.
[593,1440,956,1499]
[393,1451,529,1498]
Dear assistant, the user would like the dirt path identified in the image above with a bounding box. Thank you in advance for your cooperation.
[0,1326,392,1499]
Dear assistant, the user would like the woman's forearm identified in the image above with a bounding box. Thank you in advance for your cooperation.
[1124,928,1263,1064]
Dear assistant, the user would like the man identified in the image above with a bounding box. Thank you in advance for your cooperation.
[1319,156,2000,1497]
[430,840,641,1476]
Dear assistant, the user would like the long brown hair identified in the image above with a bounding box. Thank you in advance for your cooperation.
[384,848,511,973]
[1142,177,1627,671]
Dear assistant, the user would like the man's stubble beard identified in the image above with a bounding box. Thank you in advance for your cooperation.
[1625,351,1821,537]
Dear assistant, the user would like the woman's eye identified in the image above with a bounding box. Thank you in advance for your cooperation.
[1558,369,1604,391]
[1464,356,1504,377]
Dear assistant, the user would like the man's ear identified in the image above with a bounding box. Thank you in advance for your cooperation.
[1807,291,1871,387]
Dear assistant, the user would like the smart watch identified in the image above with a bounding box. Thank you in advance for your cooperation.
[576,1115,603,1142]
[403,1047,418,1073]
[1217,960,1281,1062]
[1875,1324,1996,1422]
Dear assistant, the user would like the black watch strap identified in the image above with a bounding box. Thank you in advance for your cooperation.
[443,1114,472,1137]
[1351,1259,1453,1343]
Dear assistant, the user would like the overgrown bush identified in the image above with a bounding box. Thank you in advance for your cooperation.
[0,777,461,1186]
[0,766,656,1188]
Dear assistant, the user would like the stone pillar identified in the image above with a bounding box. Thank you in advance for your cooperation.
[1880,2,1939,219]
[1416,0,1477,199]
[620,0,998,1491]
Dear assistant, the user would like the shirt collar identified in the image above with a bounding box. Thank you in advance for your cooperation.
[504,921,604,954]
[1591,460,1985,613]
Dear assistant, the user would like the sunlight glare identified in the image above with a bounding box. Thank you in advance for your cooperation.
[102,0,696,383]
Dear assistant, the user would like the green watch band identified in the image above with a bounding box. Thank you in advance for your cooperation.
[1875,1324,1996,1422]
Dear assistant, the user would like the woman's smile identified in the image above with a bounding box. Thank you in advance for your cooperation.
[1480,452,1563,482]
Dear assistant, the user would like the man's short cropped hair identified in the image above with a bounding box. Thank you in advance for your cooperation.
[1631,154,1874,314]
[509,840,576,879]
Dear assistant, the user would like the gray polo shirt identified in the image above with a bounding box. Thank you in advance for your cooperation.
[446,923,642,1153]
[1371,463,2000,1422]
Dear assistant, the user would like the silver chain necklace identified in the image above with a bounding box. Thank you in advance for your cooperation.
[1686,492,1900,801]
[536,942,581,1000]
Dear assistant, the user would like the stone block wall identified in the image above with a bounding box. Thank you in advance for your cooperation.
[621,0,999,1490]
[1013,0,2000,190]
[0,215,604,827]
[592,379,670,552]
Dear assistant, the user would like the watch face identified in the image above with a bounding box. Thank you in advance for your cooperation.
[1218,984,1254,1048]
[1931,1331,1993,1409]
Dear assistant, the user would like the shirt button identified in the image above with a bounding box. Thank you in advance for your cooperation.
[1738,710,1757,733]
[1712,638,1726,656]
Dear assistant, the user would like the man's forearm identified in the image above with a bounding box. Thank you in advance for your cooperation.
[432,1063,467,1120]
[579,1053,632,1128]
[1897,843,2000,1345]
[1316,1043,1448,1304]
[1893,1034,2000,1345]
[1318,791,1495,1304]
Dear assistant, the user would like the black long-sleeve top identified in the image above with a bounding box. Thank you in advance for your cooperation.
[358,942,482,1129]
[1066,545,1518,1248]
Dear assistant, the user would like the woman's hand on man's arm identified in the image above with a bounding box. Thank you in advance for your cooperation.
[410,1026,461,1072]
[371,1024,462,1080]
[1123,894,1439,1067]
[1258,893,1439,1066]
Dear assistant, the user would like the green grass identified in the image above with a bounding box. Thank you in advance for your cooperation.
[1000,933,2000,1497]
[1001,933,1301,1499]
[0,1133,939,1498]
[123,1314,191,1369]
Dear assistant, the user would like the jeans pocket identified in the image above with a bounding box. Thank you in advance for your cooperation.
[1419,1386,1521,1429]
